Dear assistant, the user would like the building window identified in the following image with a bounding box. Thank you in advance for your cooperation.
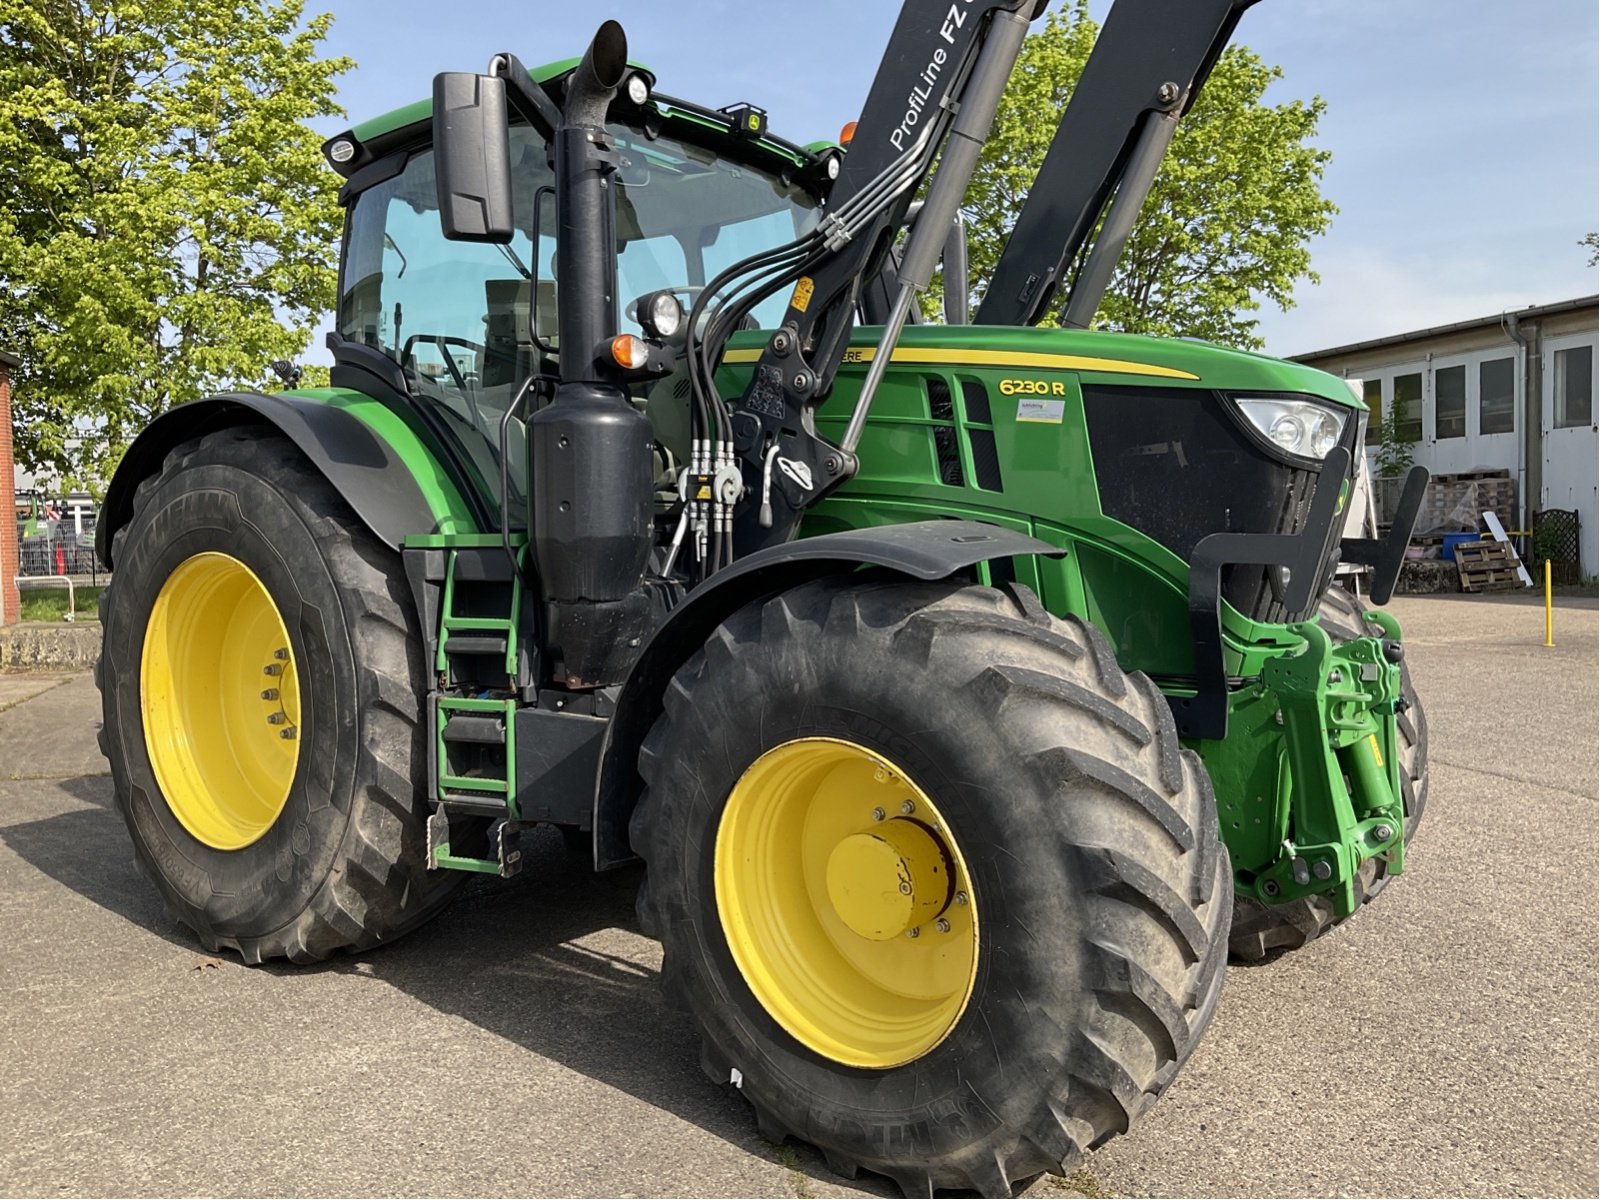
[1393,372,1423,442]
[1434,365,1466,440]
[1479,357,1515,435]
[1363,378,1382,443]
[1555,344,1594,429]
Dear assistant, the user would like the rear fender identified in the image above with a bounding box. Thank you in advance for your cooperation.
[591,520,1065,869]
[97,391,474,566]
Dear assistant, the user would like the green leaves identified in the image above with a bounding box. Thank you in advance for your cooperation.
[963,0,1335,350]
[0,0,351,489]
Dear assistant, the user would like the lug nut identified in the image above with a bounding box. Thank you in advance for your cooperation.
[263,664,281,676]
[1374,824,1395,842]
[260,689,279,701]
[954,891,969,907]
[871,807,886,822]
[898,881,912,895]
[905,927,920,939]
[274,648,289,661]
[900,800,916,815]
[935,918,951,933]
[279,728,296,740]
[267,712,286,725]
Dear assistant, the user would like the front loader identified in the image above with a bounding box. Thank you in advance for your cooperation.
[94,1,1430,1193]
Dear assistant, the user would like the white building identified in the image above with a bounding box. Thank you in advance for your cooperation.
[1295,295,1598,578]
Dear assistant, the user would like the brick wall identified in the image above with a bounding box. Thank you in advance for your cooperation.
[1,351,17,625]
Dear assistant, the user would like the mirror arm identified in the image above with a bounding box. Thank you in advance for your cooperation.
[489,53,563,142]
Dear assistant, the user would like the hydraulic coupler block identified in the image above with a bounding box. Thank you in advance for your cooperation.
[529,379,656,688]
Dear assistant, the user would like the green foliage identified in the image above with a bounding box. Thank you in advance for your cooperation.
[1583,232,1598,268]
[1375,393,1415,478]
[0,1,351,488]
[963,1,1336,348]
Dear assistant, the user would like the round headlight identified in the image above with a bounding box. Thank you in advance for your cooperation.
[327,138,356,164]
[1268,413,1305,453]
[626,73,651,106]
[640,290,685,340]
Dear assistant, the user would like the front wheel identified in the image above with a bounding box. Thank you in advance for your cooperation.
[631,578,1231,1196]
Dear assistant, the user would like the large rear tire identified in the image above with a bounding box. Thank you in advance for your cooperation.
[631,578,1231,1196]
[1228,584,1429,962]
[97,429,462,963]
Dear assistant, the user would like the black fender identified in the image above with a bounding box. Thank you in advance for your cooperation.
[97,392,450,567]
[591,520,1066,869]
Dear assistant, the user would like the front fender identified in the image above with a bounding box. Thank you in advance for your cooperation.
[591,520,1065,869]
[97,390,475,566]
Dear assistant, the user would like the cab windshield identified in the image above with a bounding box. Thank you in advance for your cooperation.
[336,122,818,518]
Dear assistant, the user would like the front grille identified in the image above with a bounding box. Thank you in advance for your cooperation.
[1082,385,1320,623]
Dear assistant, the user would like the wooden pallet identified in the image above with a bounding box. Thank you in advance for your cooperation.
[1454,540,1526,592]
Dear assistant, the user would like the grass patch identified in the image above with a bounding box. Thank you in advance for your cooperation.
[18,585,103,623]
[770,1142,814,1199]
[1050,1167,1115,1198]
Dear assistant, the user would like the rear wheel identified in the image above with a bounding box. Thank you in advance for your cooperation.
[97,429,463,963]
[1228,584,1429,962]
[631,578,1231,1196]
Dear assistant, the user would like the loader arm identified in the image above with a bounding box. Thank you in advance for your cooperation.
[974,0,1258,328]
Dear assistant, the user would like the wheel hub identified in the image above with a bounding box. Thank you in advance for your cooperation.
[140,552,301,851]
[825,820,951,941]
[715,737,979,1068]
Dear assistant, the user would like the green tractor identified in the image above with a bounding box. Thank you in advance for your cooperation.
[95,0,1429,1193]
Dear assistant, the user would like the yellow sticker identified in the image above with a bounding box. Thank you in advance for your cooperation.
[790,276,815,313]
[1367,734,1384,768]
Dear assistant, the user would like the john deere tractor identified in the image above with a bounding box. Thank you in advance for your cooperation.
[95,0,1430,1193]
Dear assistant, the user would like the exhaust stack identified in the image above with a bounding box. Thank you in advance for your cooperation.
[528,21,657,688]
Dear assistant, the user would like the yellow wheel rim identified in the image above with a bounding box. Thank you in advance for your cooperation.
[140,552,301,851]
[715,737,979,1068]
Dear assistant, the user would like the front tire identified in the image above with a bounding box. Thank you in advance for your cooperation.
[1227,584,1429,962]
[97,429,462,963]
[631,578,1231,1196]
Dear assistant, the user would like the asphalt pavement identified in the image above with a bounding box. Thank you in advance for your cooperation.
[0,591,1595,1198]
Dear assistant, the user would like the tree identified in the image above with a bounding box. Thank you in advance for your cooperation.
[961,1,1335,348]
[0,1,350,489]
[1583,232,1598,268]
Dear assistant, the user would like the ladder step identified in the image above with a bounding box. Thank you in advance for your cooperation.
[441,714,506,745]
[445,634,509,656]
[438,794,510,817]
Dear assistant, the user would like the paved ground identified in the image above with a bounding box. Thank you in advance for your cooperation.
[0,593,1595,1198]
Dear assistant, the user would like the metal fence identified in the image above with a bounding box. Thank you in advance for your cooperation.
[18,527,103,579]
[13,499,107,623]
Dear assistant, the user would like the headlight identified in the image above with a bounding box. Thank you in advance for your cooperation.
[638,290,685,340]
[1231,396,1348,460]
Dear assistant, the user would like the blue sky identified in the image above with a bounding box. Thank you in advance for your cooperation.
[309,0,1598,357]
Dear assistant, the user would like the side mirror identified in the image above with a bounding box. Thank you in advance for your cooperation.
[432,72,514,243]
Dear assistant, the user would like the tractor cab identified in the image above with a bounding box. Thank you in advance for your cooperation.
[326,68,828,521]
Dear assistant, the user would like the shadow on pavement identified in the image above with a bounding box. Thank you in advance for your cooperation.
[0,773,198,955]
[1,787,895,1197]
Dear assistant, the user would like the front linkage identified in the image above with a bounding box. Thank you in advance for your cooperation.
[1247,614,1408,916]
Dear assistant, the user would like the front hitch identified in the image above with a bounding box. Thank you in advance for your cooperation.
[1247,618,1408,917]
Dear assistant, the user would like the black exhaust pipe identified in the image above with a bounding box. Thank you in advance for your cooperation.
[556,19,628,381]
[528,21,657,689]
